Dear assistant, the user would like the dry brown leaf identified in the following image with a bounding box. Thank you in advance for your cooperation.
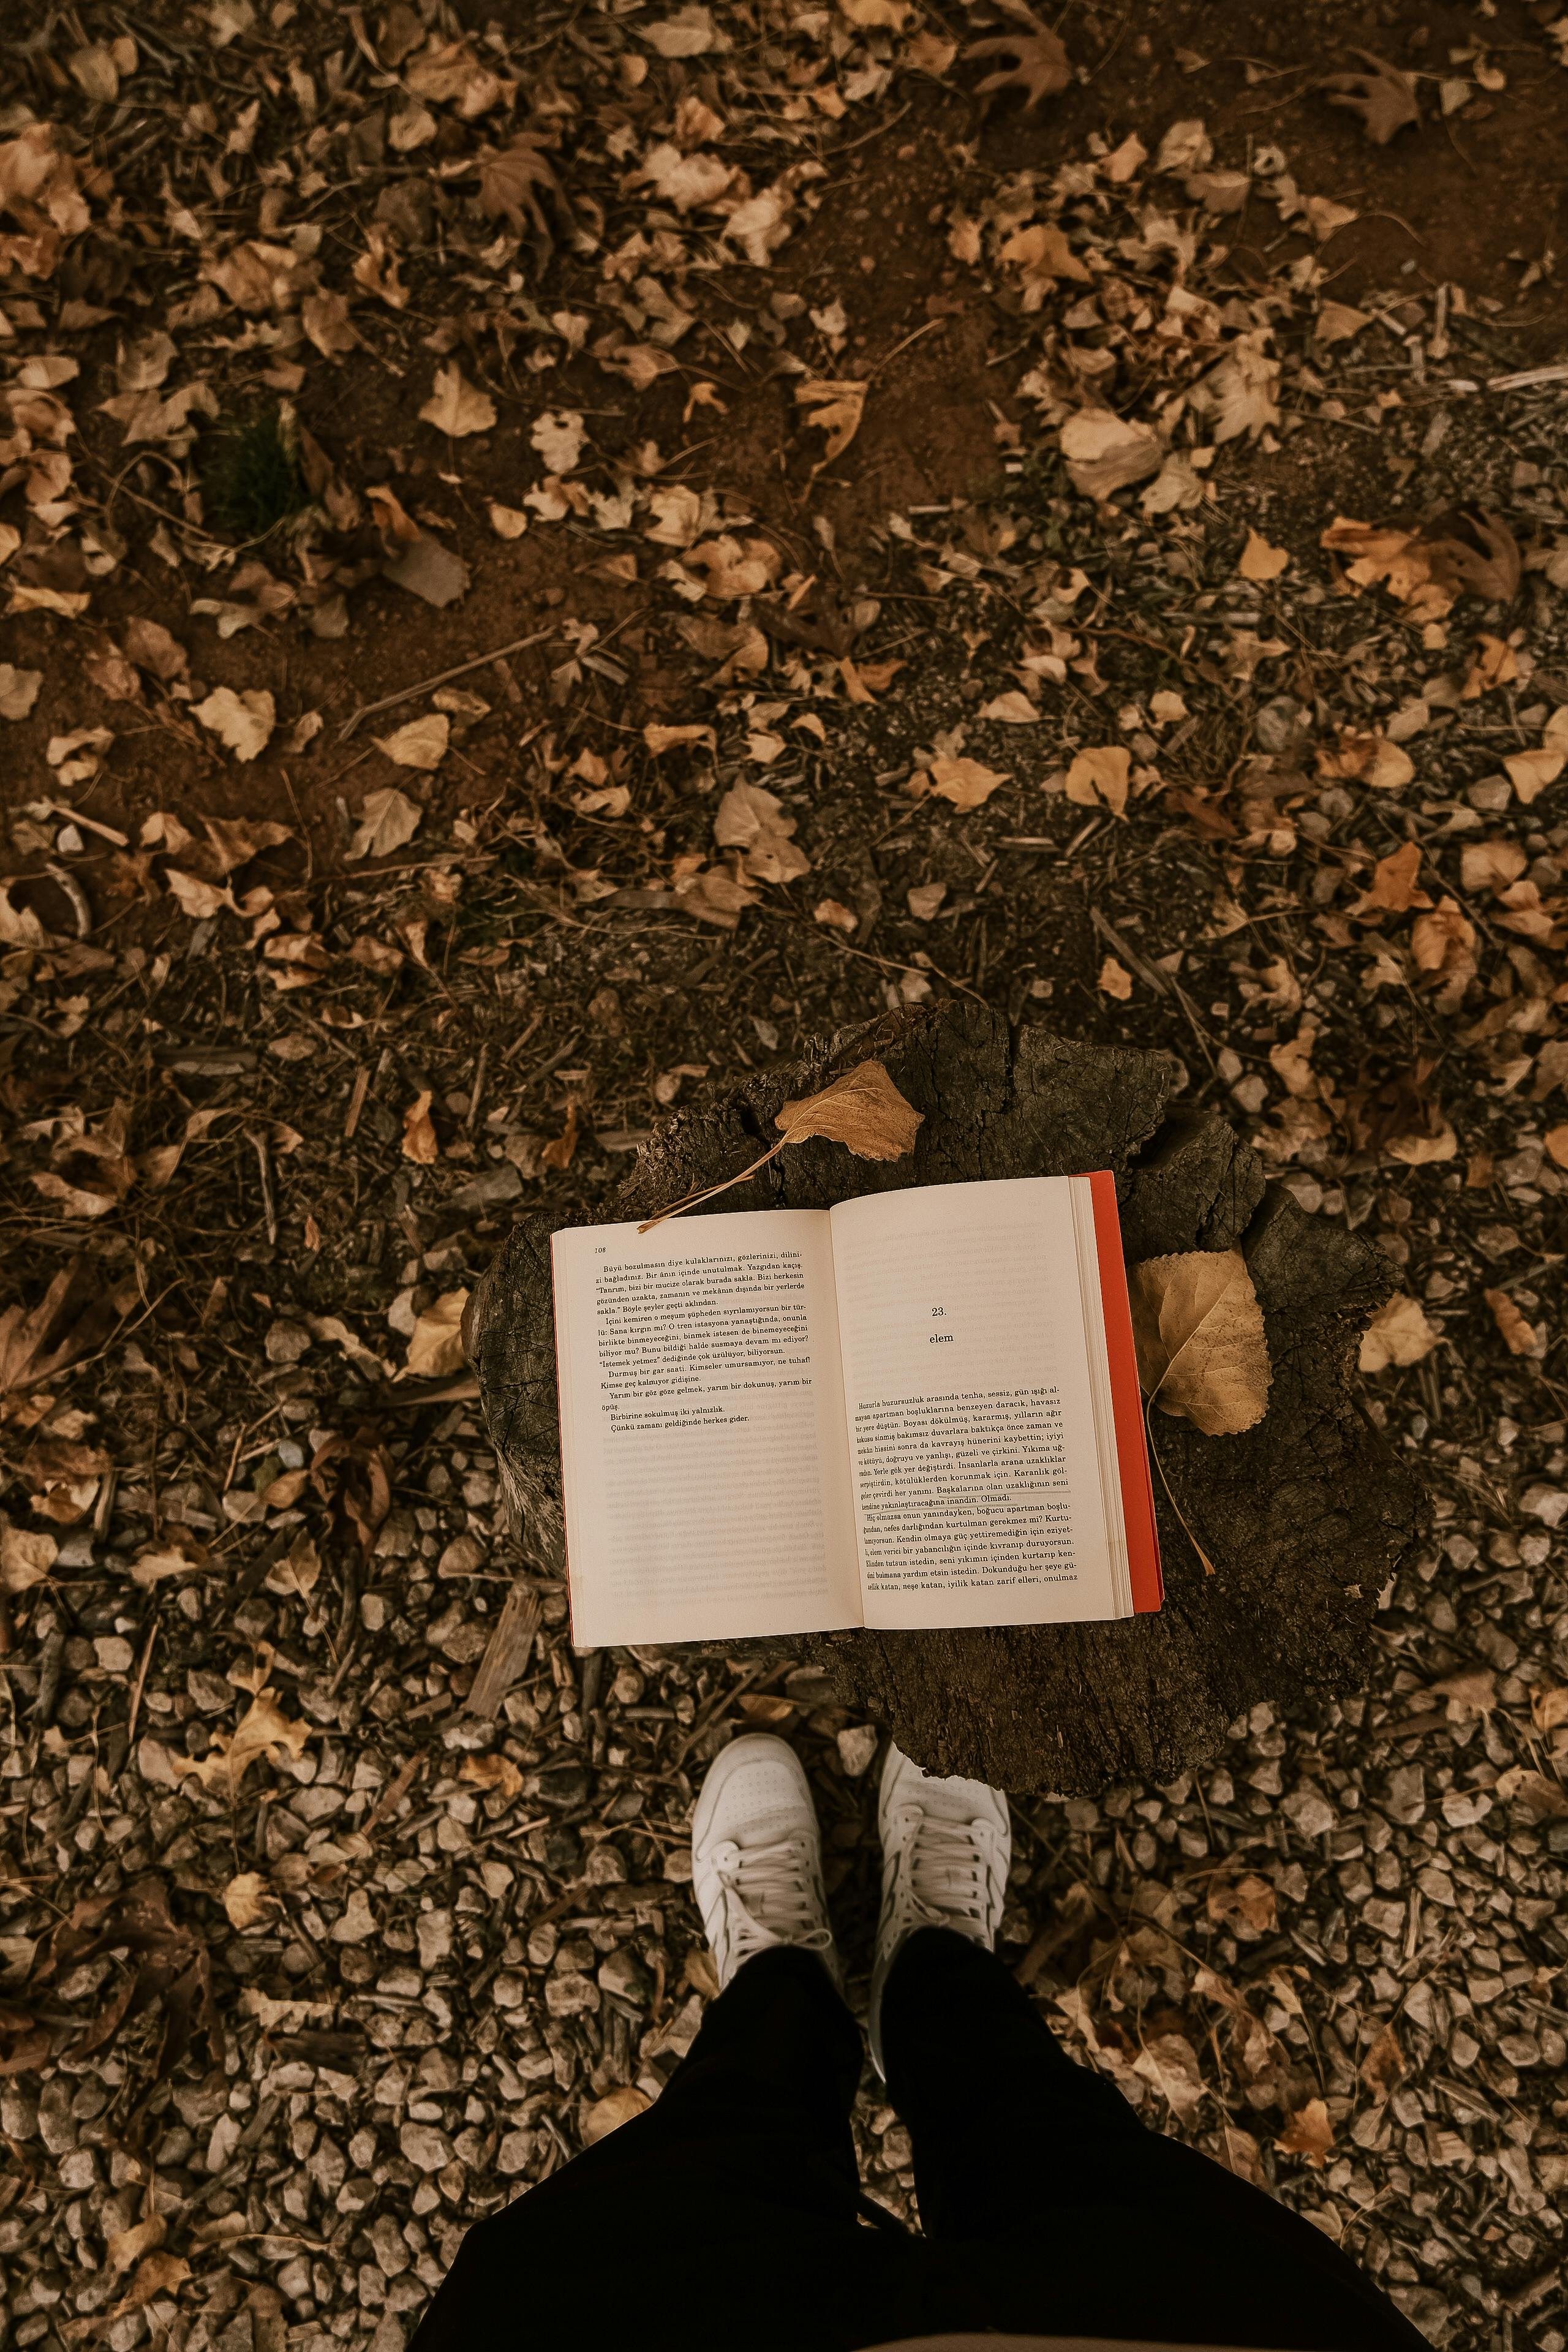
[419,363,496,439]
[1323,50,1419,144]
[713,782,810,885]
[169,1691,312,1795]
[402,1091,439,1165]
[1065,745,1131,815]
[582,2085,652,2144]
[1461,838,1527,895]
[925,754,1008,809]
[264,1530,320,1600]
[194,685,274,763]
[1237,529,1289,582]
[1276,2097,1335,2168]
[962,21,1071,110]
[348,786,423,862]
[459,1751,525,1799]
[405,1289,470,1377]
[1205,1872,1276,1937]
[1485,1287,1539,1357]
[1060,409,1163,499]
[478,135,568,242]
[542,1102,581,1172]
[375,712,449,771]
[1504,747,1565,802]
[1359,1294,1441,1372]
[1352,840,1428,916]
[777,1063,924,1159]
[1,1521,57,1594]
[0,663,42,720]
[795,378,867,474]
[1098,956,1133,1001]
[1545,1124,1568,1170]
[976,690,1038,724]
[1360,2023,1404,2103]
[1129,1250,1272,1435]
[222,1872,277,1931]
[813,898,859,932]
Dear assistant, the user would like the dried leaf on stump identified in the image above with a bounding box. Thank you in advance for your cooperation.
[776,1063,924,1159]
[1129,1250,1272,1435]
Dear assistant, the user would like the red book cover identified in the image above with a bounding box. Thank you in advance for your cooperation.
[1088,1170,1164,1613]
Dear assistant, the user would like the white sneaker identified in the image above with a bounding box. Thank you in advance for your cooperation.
[690,1734,837,1989]
[868,1742,1011,2076]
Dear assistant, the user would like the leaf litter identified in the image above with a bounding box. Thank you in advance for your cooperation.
[1,0,1568,2341]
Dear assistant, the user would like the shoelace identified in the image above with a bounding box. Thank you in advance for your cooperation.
[713,1833,832,1967]
[892,1805,997,1932]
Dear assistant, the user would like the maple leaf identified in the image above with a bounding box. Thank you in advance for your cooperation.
[419,362,496,439]
[1323,50,1419,143]
[962,20,1071,110]
[478,135,569,243]
[794,378,867,475]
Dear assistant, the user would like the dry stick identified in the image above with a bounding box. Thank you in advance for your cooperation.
[336,629,557,742]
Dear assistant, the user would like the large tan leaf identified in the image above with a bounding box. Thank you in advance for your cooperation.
[347,786,422,861]
[375,712,448,771]
[194,685,274,762]
[405,1289,470,1377]
[775,1061,923,1161]
[1060,409,1163,499]
[1128,1250,1271,1435]
[1359,1293,1441,1372]
[794,378,867,474]
[925,754,1008,809]
[1065,745,1131,813]
[0,664,42,720]
[419,363,496,439]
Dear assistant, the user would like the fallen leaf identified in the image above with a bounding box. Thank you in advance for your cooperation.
[0,663,42,720]
[1486,1288,1539,1356]
[1545,1125,1568,1170]
[1352,840,1428,916]
[222,1872,276,1931]
[194,685,274,763]
[714,782,810,884]
[169,1691,312,1795]
[478,135,567,242]
[926,754,1008,809]
[348,786,423,861]
[1324,50,1419,143]
[1098,956,1133,1000]
[1504,747,1565,803]
[1431,1667,1496,1722]
[1,1520,57,1593]
[962,22,1071,110]
[1237,529,1289,582]
[1360,2023,1404,2103]
[1060,409,1163,499]
[813,898,859,932]
[1129,1250,1272,1434]
[1065,745,1131,815]
[582,2085,652,2144]
[541,1101,581,1172]
[265,1530,321,1600]
[105,2217,167,2275]
[488,502,529,539]
[1314,301,1372,345]
[130,1539,207,1586]
[301,289,360,359]
[419,362,496,437]
[1206,1872,1276,1936]
[907,881,947,918]
[1461,838,1526,895]
[1276,2096,1335,2167]
[375,712,449,771]
[644,722,717,756]
[405,1289,470,1378]
[402,1091,439,1164]
[794,378,867,474]
[1359,1293,1442,1371]
[976,690,1039,724]
[775,1061,922,1161]
[532,409,585,474]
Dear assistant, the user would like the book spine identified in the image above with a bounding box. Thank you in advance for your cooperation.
[1087,1171,1164,1613]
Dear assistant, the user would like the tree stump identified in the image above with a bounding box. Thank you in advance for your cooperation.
[466,1003,1424,1795]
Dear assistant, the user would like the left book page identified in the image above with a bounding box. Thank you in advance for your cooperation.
[551,1211,863,1648]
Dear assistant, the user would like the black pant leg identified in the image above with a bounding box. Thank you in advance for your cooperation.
[881,1926,1429,2352]
[409,1948,936,2352]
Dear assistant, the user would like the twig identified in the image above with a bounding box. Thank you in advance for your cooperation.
[124,1616,159,1754]
[337,630,557,742]
[247,1127,277,1246]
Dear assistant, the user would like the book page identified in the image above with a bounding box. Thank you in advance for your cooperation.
[552,1210,861,1648]
[828,1178,1125,1630]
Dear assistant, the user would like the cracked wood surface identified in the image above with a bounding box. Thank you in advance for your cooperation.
[467,1003,1424,1793]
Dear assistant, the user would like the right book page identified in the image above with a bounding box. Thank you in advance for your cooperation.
[829,1174,1161,1632]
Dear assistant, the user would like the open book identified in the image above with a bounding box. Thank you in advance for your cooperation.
[551,1174,1161,1648]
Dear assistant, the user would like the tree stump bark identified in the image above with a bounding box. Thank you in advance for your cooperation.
[466,1003,1424,1795]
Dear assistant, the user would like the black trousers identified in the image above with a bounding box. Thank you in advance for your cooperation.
[411,1929,1427,2352]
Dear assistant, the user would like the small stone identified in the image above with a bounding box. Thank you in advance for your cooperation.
[836,1725,879,1777]
[331,1890,378,1944]
[265,1319,314,1365]
[398,2122,453,2174]
[496,2128,537,2176]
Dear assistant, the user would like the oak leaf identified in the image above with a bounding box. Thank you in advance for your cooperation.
[775,1061,923,1160]
[1129,1250,1272,1434]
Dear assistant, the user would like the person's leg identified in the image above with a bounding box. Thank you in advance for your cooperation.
[410,1737,940,2352]
[881,1917,1430,2352]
